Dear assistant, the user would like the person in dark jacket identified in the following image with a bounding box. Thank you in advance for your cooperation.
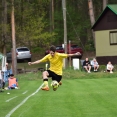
[83,58,91,73]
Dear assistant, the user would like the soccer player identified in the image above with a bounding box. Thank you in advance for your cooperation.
[28,45,81,91]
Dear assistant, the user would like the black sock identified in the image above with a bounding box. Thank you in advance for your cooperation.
[43,78,48,81]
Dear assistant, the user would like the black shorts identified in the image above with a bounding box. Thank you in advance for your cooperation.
[107,69,114,72]
[107,70,110,72]
[47,70,62,82]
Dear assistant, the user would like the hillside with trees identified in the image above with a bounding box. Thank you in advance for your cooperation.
[0,0,117,55]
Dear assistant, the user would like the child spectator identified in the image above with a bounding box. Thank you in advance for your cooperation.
[8,74,19,89]
[106,61,114,73]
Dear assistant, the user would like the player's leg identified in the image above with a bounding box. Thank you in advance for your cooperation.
[51,73,62,91]
[41,70,50,91]
[59,81,62,85]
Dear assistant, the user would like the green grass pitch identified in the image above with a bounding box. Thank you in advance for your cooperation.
[1,71,117,117]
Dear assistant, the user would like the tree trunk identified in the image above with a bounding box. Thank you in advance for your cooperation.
[49,0,54,32]
[88,0,95,48]
[11,0,17,75]
[52,0,54,30]
[1,0,7,55]
[88,0,95,28]
[103,0,108,10]
[49,0,52,32]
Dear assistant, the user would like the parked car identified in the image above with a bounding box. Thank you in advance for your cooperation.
[7,47,32,62]
[45,44,83,59]
[68,44,83,59]
[45,45,64,55]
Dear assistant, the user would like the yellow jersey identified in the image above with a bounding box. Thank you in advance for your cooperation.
[40,52,68,75]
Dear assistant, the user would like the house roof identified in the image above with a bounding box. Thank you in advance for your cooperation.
[92,4,117,29]
[108,4,117,15]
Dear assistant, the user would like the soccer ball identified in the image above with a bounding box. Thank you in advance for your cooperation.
[51,80,59,90]
[51,80,59,87]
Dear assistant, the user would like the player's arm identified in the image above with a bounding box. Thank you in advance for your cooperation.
[28,55,49,65]
[67,52,81,57]
[28,60,41,65]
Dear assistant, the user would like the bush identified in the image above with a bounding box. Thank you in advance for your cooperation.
[113,64,117,71]
[99,65,106,72]
[85,40,95,51]
[31,47,45,54]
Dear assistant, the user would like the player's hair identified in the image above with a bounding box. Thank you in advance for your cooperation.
[50,45,56,52]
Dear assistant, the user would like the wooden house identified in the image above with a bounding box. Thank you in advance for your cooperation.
[92,4,117,64]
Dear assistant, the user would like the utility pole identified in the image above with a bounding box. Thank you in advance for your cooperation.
[62,0,67,68]
[11,0,17,75]
[69,40,71,67]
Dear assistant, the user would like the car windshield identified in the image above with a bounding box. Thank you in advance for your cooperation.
[17,48,29,52]
[56,46,63,50]
[71,45,79,49]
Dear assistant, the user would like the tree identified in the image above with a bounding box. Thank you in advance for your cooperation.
[11,0,17,75]
[51,0,54,30]
[1,0,7,55]
[88,0,95,47]
[103,0,108,10]
[2,0,117,55]
[14,0,56,49]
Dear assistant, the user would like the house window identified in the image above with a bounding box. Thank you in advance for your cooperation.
[109,31,117,45]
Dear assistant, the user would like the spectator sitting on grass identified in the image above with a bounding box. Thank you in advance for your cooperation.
[8,74,19,89]
[91,58,99,72]
[83,58,91,73]
[106,61,114,73]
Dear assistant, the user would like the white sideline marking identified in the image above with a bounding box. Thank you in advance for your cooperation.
[5,83,44,117]
[5,90,28,102]
[22,90,28,94]
[6,96,18,102]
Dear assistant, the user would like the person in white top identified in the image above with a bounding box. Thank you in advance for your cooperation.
[91,58,99,71]
[106,61,114,73]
